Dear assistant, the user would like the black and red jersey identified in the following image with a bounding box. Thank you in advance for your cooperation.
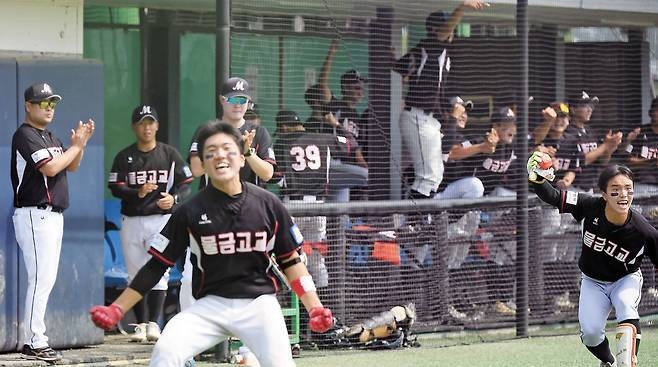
[534,181,658,282]
[11,123,69,210]
[108,142,193,216]
[148,182,303,299]
[274,131,349,197]
[625,124,658,185]
[559,125,601,190]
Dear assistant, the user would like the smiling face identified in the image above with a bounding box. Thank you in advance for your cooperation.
[201,132,245,186]
[602,174,634,216]
[572,103,593,123]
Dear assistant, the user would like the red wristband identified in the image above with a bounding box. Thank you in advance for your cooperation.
[290,275,316,298]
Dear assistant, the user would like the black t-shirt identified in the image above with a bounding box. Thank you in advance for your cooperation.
[560,125,601,190]
[626,125,658,185]
[148,182,303,299]
[274,131,349,197]
[11,123,69,210]
[189,121,277,187]
[555,189,658,282]
[108,143,193,216]
[396,38,451,116]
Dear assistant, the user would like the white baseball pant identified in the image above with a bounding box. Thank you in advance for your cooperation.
[121,214,170,290]
[150,294,294,367]
[13,206,64,349]
[579,271,642,346]
[399,107,443,197]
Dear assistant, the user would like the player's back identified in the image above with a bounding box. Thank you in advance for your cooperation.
[275,131,346,197]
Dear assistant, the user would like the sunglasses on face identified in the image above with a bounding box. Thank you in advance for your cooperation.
[32,100,58,110]
[226,96,249,105]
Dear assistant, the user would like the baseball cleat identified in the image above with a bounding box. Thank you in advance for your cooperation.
[129,323,147,342]
[146,321,161,342]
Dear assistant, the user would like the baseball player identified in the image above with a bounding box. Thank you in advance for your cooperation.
[623,97,658,195]
[558,92,623,191]
[528,152,658,367]
[393,0,489,199]
[11,82,94,362]
[90,122,334,367]
[107,104,193,342]
[188,77,276,188]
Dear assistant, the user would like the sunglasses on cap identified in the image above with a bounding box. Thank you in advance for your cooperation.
[557,103,569,115]
[31,100,58,110]
[226,96,250,105]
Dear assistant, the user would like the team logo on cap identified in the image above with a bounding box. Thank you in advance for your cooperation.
[140,105,153,114]
[40,84,53,94]
[233,81,245,91]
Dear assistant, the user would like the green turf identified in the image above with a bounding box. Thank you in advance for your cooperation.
[289,327,658,367]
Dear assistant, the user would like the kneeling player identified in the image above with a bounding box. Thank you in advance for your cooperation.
[528,152,658,367]
[90,122,333,367]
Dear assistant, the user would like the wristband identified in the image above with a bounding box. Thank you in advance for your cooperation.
[291,275,316,298]
[244,147,255,157]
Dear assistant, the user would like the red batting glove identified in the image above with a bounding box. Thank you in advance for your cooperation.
[90,303,124,331]
[309,306,333,333]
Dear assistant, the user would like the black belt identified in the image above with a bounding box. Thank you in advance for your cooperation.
[36,204,64,213]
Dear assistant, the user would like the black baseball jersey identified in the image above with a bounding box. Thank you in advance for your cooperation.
[559,125,601,190]
[274,131,349,197]
[189,120,277,187]
[442,136,517,194]
[147,182,304,299]
[11,123,69,210]
[625,125,658,184]
[395,38,451,116]
[539,136,575,175]
[329,96,362,144]
[534,181,658,282]
[108,142,193,216]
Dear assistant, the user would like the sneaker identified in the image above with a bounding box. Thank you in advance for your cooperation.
[448,305,467,320]
[146,321,161,342]
[21,344,62,362]
[600,356,617,367]
[129,323,147,342]
[495,300,516,316]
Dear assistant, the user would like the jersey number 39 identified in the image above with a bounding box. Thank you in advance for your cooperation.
[290,145,322,171]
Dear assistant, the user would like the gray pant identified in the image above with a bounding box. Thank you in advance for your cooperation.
[400,107,443,196]
[328,160,368,203]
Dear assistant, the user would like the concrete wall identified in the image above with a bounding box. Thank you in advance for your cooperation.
[0,0,83,56]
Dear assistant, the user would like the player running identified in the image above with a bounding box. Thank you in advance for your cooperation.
[528,151,658,367]
[91,122,333,367]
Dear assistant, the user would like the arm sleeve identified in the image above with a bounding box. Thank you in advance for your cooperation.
[271,198,303,259]
[128,257,170,296]
[147,208,190,266]
[15,128,52,169]
[531,181,598,222]
[108,153,140,200]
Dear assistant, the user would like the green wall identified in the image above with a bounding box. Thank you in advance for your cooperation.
[83,28,141,198]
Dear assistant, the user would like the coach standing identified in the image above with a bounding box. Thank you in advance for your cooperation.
[393,0,489,199]
[11,82,94,362]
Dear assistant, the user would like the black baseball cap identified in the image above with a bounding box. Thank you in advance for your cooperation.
[550,102,570,117]
[569,91,599,107]
[132,104,159,124]
[426,10,449,32]
[275,110,302,127]
[24,82,62,102]
[491,107,517,124]
[340,70,367,87]
[221,77,251,99]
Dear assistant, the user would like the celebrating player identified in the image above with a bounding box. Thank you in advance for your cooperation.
[91,122,333,367]
[11,82,94,362]
[528,152,658,367]
[107,104,193,342]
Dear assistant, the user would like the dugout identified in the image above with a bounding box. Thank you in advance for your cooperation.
[0,59,105,352]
